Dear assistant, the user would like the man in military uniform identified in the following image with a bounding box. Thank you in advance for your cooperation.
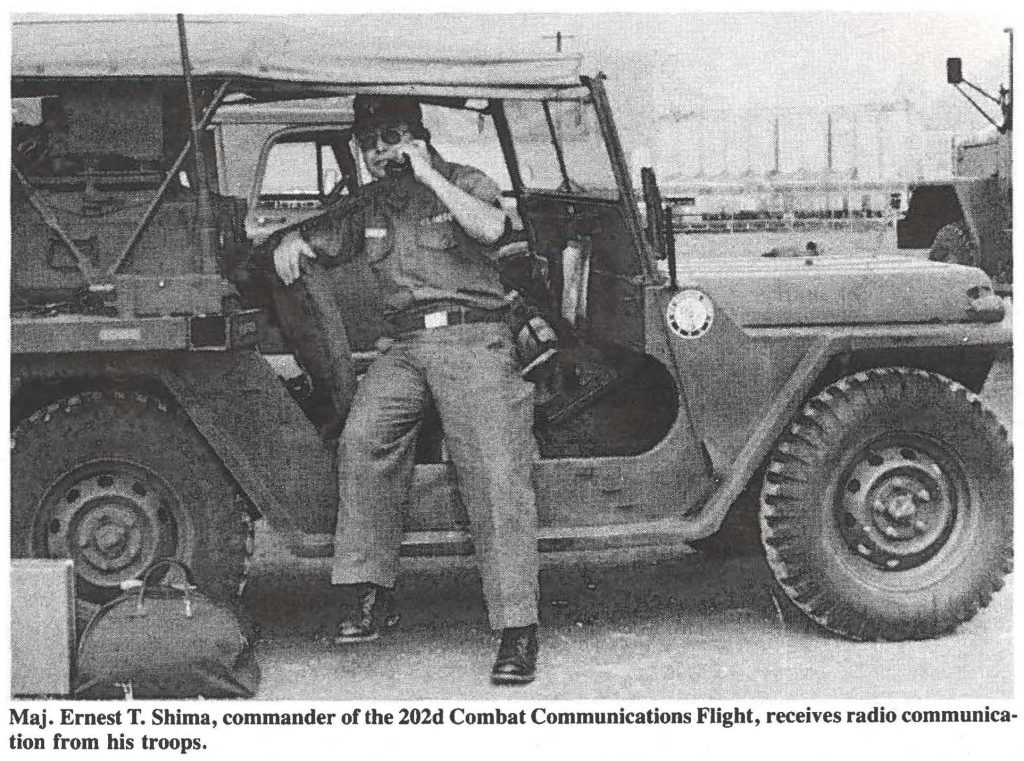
[272,95,540,684]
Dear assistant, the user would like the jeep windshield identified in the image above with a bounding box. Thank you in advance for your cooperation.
[504,98,618,199]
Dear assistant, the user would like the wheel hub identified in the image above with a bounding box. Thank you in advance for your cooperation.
[870,474,932,540]
[39,462,179,591]
[74,502,145,572]
[837,439,963,571]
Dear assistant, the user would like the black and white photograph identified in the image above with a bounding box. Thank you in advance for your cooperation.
[3,4,1019,758]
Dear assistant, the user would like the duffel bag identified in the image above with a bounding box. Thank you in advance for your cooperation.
[74,558,259,699]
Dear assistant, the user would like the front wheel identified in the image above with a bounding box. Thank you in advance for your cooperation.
[11,389,252,613]
[760,368,1012,641]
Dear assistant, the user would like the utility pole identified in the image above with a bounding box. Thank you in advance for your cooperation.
[825,113,833,214]
[826,113,834,173]
[542,30,576,53]
[772,115,780,175]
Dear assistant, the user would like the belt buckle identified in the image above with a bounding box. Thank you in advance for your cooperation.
[423,311,449,329]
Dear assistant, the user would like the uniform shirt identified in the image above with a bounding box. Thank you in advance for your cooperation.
[299,153,508,316]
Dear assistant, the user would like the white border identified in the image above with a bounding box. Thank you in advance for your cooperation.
[3,3,1020,759]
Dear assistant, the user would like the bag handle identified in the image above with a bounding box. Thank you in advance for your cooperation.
[132,558,199,616]
[78,558,201,651]
[139,557,196,590]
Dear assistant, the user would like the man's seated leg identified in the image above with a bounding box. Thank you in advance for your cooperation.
[424,322,541,682]
[331,343,428,643]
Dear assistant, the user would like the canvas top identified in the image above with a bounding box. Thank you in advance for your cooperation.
[12,15,588,100]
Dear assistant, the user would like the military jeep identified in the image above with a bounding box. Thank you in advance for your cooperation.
[10,16,1012,642]
[897,51,1012,293]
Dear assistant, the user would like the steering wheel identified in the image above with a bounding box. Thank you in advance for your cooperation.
[295,258,358,431]
[262,191,370,435]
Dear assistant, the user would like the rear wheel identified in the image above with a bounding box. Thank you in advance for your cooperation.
[760,368,1012,641]
[11,389,251,614]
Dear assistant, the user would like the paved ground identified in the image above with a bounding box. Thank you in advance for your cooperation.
[243,358,1013,699]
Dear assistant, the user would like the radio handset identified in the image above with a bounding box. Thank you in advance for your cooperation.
[384,156,413,179]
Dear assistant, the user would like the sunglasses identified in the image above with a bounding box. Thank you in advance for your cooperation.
[355,127,411,151]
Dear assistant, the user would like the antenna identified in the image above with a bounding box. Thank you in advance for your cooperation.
[177,14,218,272]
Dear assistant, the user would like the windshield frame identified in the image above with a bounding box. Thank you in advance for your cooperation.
[490,76,657,282]
[496,95,620,200]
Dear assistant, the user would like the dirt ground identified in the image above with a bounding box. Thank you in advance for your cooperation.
[242,358,1014,700]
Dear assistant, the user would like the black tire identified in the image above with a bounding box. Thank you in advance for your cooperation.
[11,389,251,612]
[928,222,977,266]
[760,368,1012,641]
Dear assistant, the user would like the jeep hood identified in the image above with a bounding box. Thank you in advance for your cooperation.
[677,255,1003,327]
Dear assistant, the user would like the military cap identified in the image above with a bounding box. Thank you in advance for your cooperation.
[353,95,423,132]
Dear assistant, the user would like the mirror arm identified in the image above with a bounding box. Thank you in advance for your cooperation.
[953,84,1005,132]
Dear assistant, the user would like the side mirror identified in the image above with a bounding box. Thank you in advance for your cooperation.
[946,57,963,85]
[640,167,667,259]
[639,166,678,287]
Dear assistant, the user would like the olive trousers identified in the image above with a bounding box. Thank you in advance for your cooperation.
[330,321,539,630]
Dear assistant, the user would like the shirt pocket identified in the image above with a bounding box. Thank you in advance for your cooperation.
[415,217,458,251]
[363,223,393,263]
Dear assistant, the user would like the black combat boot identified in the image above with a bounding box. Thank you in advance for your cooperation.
[491,624,539,685]
[334,583,399,644]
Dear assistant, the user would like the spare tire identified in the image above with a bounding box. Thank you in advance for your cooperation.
[928,222,977,267]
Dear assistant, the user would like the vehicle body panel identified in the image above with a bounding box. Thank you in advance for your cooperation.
[677,254,999,327]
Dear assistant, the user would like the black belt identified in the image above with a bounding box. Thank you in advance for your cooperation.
[388,305,506,334]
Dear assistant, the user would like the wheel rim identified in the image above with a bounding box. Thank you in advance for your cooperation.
[33,460,194,599]
[835,434,970,573]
